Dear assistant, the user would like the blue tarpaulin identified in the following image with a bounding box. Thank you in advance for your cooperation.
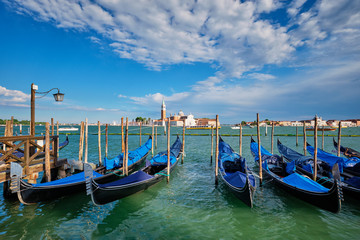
[282,173,329,193]
[104,137,152,170]
[33,171,103,187]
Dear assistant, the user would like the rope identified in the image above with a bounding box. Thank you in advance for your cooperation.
[316,176,332,184]
[154,172,169,177]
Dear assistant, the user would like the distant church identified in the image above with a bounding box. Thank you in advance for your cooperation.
[155,99,196,127]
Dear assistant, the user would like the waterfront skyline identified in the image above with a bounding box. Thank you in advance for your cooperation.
[1,0,359,124]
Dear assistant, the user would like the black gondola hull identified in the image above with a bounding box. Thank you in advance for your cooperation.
[263,170,341,213]
[17,152,149,204]
[91,160,179,205]
[219,171,254,207]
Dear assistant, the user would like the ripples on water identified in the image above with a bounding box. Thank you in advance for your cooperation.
[0,126,359,239]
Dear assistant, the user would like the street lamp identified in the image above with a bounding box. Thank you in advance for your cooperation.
[30,83,65,136]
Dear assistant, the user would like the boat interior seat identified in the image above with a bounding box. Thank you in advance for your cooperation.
[223,160,243,173]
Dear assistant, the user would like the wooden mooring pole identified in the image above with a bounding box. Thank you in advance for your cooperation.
[182,119,185,164]
[56,121,59,136]
[79,121,84,162]
[167,118,171,183]
[303,121,307,156]
[84,118,88,163]
[257,113,263,186]
[139,122,142,146]
[337,121,342,157]
[45,122,51,182]
[152,123,154,156]
[239,124,242,156]
[98,121,102,166]
[296,126,298,146]
[51,118,54,136]
[313,116,318,181]
[105,124,108,158]
[155,126,158,149]
[125,118,129,175]
[271,122,274,154]
[210,126,214,164]
[215,115,219,185]
[121,117,124,153]
[322,126,325,150]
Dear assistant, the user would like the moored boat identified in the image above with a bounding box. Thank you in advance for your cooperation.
[85,136,182,205]
[333,138,360,159]
[278,139,360,200]
[251,137,342,213]
[10,137,152,204]
[218,137,255,207]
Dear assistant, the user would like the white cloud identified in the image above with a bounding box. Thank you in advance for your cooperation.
[0,86,29,103]
[5,0,294,78]
[247,73,276,81]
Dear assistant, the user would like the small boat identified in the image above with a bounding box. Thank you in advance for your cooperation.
[231,126,240,130]
[186,125,220,130]
[307,143,360,177]
[85,136,182,205]
[218,137,255,207]
[250,137,342,213]
[58,127,78,132]
[278,139,360,200]
[333,138,360,159]
[10,137,152,204]
[306,127,336,131]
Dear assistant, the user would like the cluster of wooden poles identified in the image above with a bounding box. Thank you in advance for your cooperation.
[76,117,186,182]
[210,114,345,186]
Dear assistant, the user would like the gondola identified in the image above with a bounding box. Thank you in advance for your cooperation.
[218,137,255,207]
[307,143,360,177]
[333,138,360,159]
[85,136,182,205]
[250,137,342,213]
[10,136,152,204]
[278,139,360,200]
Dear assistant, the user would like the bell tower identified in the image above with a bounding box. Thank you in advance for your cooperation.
[161,99,166,120]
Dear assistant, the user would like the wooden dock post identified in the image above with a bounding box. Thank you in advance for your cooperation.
[215,115,219,185]
[84,118,88,163]
[56,121,59,136]
[105,124,108,158]
[210,126,214,164]
[303,121,307,156]
[337,121,342,157]
[296,126,298,146]
[125,118,129,175]
[155,126,158,149]
[139,122,142,146]
[98,121,102,166]
[271,122,274,154]
[182,119,185,164]
[152,123,154,156]
[257,113,263,186]
[79,121,84,162]
[239,124,242,156]
[45,122,51,182]
[322,126,325,150]
[51,118,54,136]
[314,116,318,181]
[121,117,124,153]
[20,124,22,135]
[167,118,171,183]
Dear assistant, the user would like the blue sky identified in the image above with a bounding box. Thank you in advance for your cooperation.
[0,0,359,124]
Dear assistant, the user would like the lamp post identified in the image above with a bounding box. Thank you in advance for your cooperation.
[30,83,65,136]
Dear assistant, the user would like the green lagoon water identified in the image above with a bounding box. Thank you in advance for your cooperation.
[0,125,359,239]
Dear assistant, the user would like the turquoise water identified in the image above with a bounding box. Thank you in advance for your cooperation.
[0,126,359,239]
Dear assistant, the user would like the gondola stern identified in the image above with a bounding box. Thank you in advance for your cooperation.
[10,162,22,194]
[84,163,94,196]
